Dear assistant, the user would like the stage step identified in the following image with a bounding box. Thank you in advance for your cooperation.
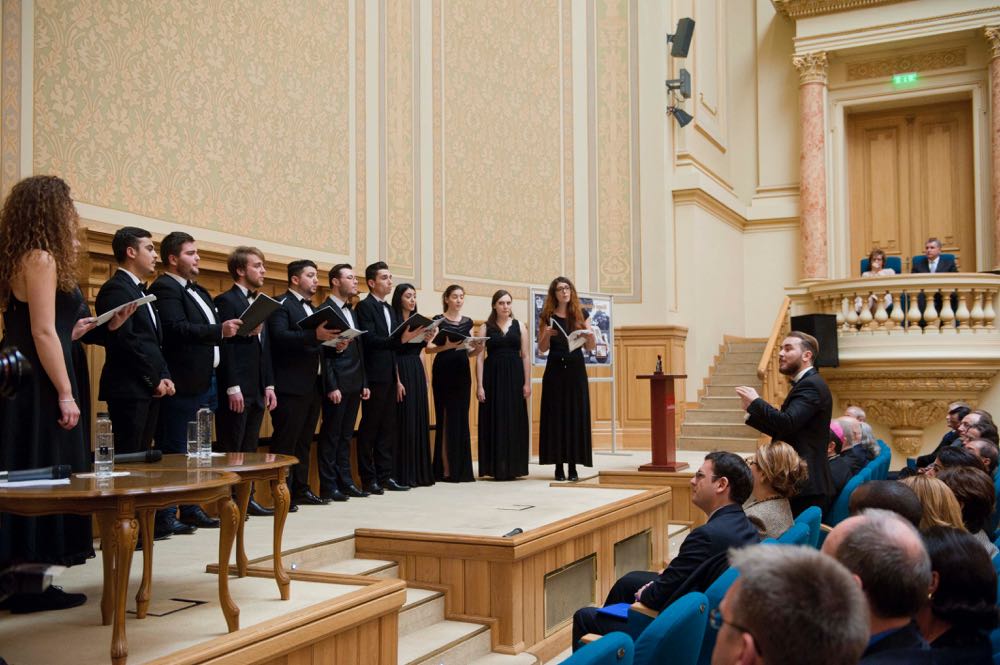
[726,342,767,353]
[468,653,539,665]
[704,384,756,397]
[700,396,743,409]
[680,423,761,439]
[667,523,691,561]
[399,588,447,637]
[683,409,749,425]
[722,351,763,363]
[399,619,491,665]
[279,534,356,571]
[707,375,760,386]
[677,435,759,453]
[712,363,760,375]
[310,557,399,578]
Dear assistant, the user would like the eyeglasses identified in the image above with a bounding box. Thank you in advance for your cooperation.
[693,470,720,481]
[709,608,762,655]
[555,285,572,292]
[745,456,757,467]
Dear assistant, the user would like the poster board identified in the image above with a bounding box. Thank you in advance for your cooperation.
[530,289,614,367]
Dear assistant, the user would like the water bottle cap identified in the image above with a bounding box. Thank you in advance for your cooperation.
[97,412,110,418]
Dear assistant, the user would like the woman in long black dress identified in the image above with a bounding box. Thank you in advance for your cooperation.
[475,290,529,480]
[537,276,596,481]
[0,176,114,613]
[426,284,483,482]
[392,283,434,487]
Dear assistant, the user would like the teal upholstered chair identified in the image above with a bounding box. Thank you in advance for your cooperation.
[633,592,709,665]
[776,521,810,546]
[563,632,634,665]
[793,506,822,548]
[860,255,903,274]
[826,466,873,527]
[696,568,739,665]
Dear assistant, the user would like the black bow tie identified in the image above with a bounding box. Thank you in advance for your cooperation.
[137,282,148,294]
[381,301,390,309]
[185,281,196,291]
[342,302,351,310]
[247,290,259,300]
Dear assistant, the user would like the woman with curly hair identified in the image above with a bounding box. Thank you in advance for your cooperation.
[743,441,808,539]
[537,276,596,481]
[0,175,129,614]
[917,526,998,663]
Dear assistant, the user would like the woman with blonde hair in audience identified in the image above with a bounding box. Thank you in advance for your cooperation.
[900,475,966,532]
[743,441,808,539]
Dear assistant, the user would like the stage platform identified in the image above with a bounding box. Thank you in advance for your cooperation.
[0,450,702,665]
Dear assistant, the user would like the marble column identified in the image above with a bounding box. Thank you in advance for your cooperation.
[986,27,1000,270]
[793,51,829,280]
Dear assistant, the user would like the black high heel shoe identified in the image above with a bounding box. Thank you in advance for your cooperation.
[554,465,565,481]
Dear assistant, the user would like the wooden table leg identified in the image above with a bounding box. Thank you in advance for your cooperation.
[216,496,240,632]
[234,481,251,577]
[96,512,115,627]
[135,509,155,619]
[111,512,138,665]
[270,472,291,600]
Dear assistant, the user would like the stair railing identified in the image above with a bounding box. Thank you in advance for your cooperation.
[756,297,792,437]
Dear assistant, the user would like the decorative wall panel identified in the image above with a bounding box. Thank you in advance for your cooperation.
[32,0,355,255]
[433,0,574,296]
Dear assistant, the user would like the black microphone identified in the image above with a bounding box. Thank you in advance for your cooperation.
[113,450,163,464]
[502,528,523,538]
[0,465,72,483]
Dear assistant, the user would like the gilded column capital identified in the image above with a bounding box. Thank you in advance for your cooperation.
[848,398,951,456]
[792,51,828,85]
[986,26,1000,60]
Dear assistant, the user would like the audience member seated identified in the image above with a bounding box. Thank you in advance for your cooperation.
[926,445,987,477]
[966,421,1000,447]
[959,409,995,444]
[964,438,1000,477]
[855,248,895,316]
[821,509,932,664]
[710,544,869,665]
[858,421,880,461]
[916,526,998,664]
[936,466,999,557]
[571,452,760,647]
[899,475,966,531]
[849,480,923,528]
[743,441,808,539]
[827,422,856,496]
[902,402,969,478]
[844,404,867,422]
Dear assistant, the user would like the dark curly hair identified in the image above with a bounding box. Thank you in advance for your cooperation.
[922,526,999,632]
[0,175,79,309]
[937,466,996,533]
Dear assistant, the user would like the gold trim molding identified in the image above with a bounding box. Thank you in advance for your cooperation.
[846,48,966,81]
[772,0,906,19]
[827,370,997,395]
[986,26,1000,60]
[792,51,828,85]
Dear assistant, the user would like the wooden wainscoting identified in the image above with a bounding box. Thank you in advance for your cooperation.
[353,486,672,659]
[144,579,406,665]
[585,471,705,528]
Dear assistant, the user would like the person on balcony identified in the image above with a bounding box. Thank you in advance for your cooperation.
[912,237,958,273]
[855,247,895,318]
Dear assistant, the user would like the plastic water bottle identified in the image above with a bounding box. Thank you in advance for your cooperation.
[95,412,114,477]
[197,407,213,458]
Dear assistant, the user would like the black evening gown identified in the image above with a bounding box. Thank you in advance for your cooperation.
[0,289,94,567]
[538,314,593,467]
[431,316,475,482]
[478,320,529,480]
[395,336,434,487]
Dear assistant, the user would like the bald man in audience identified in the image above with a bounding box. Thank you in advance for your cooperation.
[822,509,933,663]
[711,545,869,665]
[848,480,922,528]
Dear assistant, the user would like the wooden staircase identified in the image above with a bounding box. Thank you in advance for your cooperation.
[678,339,765,454]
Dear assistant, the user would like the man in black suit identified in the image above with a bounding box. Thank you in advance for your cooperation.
[149,232,243,533]
[911,237,958,273]
[267,260,340,507]
[355,261,423,494]
[95,227,175,457]
[571,452,760,647]
[736,331,835,515]
[317,264,370,502]
[912,402,969,471]
[822,509,933,664]
[215,246,278,516]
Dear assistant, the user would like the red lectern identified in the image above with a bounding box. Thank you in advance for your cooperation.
[636,373,688,472]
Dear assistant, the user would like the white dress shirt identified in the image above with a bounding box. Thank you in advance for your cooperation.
[116,267,158,329]
[290,291,321,374]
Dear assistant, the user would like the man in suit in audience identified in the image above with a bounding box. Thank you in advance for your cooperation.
[828,422,857,497]
[215,246,278,516]
[736,331,835,515]
[911,237,958,273]
[822,509,933,663]
[317,264,370,502]
[355,261,423,494]
[711,545,869,665]
[913,402,969,470]
[149,232,243,534]
[96,227,175,456]
[571,452,760,648]
[267,260,340,508]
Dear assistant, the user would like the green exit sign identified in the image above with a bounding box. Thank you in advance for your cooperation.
[892,72,919,86]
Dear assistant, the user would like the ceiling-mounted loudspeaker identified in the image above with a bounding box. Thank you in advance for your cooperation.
[668,18,695,58]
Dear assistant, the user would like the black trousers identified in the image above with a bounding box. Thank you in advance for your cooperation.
[107,397,160,455]
[216,396,266,454]
[357,381,396,486]
[318,392,362,494]
[572,570,658,648]
[790,493,831,517]
[270,379,322,495]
